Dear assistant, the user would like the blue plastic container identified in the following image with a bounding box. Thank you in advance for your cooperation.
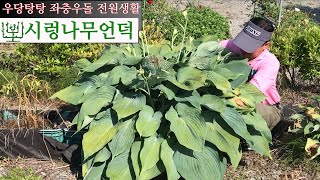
[39,129,64,143]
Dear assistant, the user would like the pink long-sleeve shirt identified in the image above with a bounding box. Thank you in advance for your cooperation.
[221,39,281,105]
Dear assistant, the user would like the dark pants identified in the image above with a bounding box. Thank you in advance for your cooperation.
[256,103,282,130]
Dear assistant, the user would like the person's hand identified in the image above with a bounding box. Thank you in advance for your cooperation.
[234,97,246,107]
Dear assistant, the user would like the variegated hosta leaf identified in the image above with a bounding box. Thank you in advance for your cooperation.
[205,122,241,169]
[165,106,206,151]
[242,112,272,143]
[77,85,116,130]
[173,145,227,180]
[82,109,118,161]
[136,105,162,137]
[84,161,106,180]
[139,134,163,172]
[109,119,135,158]
[106,65,138,86]
[160,140,180,180]
[200,94,226,113]
[206,71,231,93]
[112,92,146,119]
[304,122,315,135]
[305,138,320,160]
[106,150,133,180]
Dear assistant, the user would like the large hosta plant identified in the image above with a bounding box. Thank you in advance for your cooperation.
[51,37,272,179]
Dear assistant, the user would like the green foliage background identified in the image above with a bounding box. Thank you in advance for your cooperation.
[142,1,230,43]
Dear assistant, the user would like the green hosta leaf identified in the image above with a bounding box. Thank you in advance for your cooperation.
[148,45,161,55]
[200,94,226,113]
[84,51,124,72]
[168,67,206,91]
[82,109,118,161]
[192,41,223,57]
[173,145,227,180]
[112,92,146,119]
[139,161,165,180]
[152,84,176,100]
[219,61,250,88]
[78,115,94,131]
[159,44,175,58]
[174,91,201,110]
[139,134,163,172]
[243,112,272,143]
[82,157,94,177]
[239,83,266,103]
[77,85,116,130]
[95,111,107,120]
[120,56,144,66]
[93,146,111,164]
[50,85,88,105]
[188,56,214,70]
[109,119,135,158]
[84,161,106,180]
[106,65,138,85]
[206,71,231,93]
[220,107,251,142]
[205,122,241,169]
[160,140,180,180]
[175,102,201,117]
[176,67,207,90]
[136,105,162,137]
[106,150,133,180]
[130,141,142,178]
[246,133,271,158]
[75,58,91,70]
[165,106,205,151]
[213,67,242,80]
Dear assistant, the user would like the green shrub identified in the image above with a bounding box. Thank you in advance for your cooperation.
[251,0,280,23]
[270,9,320,84]
[165,6,230,43]
[13,43,105,78]
[143,1,230,43]
[51,27,272,179]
